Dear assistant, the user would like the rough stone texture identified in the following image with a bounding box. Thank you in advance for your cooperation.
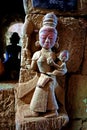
[82,29,87,75]
[65,120,82,130]
[0,84,15,130]
[57,17,85,72]
[78,0,87,14]
[67,75,87,119]
[19,68,34,82]
[82,121,87,130]
[66,121,82,130]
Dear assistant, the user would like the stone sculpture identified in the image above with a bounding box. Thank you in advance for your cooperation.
[20,12,68,118]
[29,25,69,118]
[16,12,70,128]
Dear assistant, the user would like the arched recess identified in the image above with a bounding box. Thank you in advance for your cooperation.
[5,22,23,46]
[0,14,25,58]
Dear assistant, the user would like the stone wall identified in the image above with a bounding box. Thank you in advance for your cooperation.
[0,84,15,130]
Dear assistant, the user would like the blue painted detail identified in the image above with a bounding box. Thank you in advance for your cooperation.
[32,0,77,11]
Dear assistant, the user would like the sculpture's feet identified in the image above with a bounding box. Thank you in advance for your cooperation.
[24,111,39,118]
[44,110,58,118]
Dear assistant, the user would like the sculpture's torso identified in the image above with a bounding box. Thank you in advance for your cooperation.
[37,48,56,73]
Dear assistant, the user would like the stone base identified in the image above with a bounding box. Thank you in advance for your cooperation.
[15,104,67,130]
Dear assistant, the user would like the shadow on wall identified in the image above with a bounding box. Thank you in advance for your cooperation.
[0,22,24,81]
[5,22,23,46]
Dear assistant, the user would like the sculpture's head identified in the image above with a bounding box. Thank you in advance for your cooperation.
[58,50,69,62]
[39,26,58,49]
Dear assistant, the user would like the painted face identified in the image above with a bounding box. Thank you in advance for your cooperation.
[39,27,57,49]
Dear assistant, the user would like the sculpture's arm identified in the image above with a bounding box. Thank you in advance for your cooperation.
[30,50,41,71]
[52,68,67,76]
[47,57,67,76]
[30,60,37,71]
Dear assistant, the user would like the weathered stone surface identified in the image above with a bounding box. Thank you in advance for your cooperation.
[0,83,16,130]
[82,121,87,130]
[19,68,38,82]
[67,75,87,119]
[78,0,87,14]
[57,17,85,72]
[65,120,82,130]
[82,32,87,75]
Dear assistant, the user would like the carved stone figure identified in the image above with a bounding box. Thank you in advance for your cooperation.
[25,14,69,118]
[16,12,70,128]
[49,50,69,74]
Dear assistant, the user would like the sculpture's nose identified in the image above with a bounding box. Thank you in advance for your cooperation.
[45,37,50,43]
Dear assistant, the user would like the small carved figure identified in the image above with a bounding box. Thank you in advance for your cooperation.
[47,50,69,75]
[56,50,69,72]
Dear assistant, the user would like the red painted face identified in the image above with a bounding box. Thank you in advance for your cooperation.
[39,27,57,49]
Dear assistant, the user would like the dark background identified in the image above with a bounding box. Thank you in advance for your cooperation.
[0,0,25,58]
[0,0,25,16]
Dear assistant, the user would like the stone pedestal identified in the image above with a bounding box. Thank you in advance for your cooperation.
[15,104,68,130]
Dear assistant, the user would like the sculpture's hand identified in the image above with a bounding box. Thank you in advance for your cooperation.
[47,57,55,66]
